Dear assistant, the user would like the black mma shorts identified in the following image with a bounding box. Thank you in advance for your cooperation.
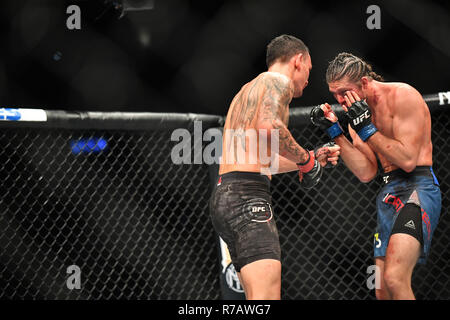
[209,171,281,272]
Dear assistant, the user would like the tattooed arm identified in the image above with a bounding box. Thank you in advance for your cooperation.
[257,73,310,164]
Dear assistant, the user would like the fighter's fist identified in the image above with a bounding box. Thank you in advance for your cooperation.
[314,142,341,168]
[343,91,378,142]
[297,151,322,189]
[310,103,343,139]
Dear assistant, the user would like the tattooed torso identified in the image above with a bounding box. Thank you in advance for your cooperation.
[219,72,299,177]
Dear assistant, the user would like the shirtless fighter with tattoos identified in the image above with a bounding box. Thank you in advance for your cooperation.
[310,53,442,300]
[209,35,340,300]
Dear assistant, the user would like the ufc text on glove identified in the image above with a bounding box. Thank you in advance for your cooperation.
[346,100,378,142]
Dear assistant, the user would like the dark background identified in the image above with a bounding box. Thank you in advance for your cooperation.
[0,0,449,115]
[0,0,449,301]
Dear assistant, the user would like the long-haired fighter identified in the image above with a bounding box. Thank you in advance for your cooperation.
[209,35,340,300]
[311,53,441,300]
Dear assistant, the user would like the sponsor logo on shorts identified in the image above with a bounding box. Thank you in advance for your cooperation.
[251,206,266,213]
[250,207,273,223]
[374,233,382,248]
[404,220,416,230]
[244,198,273,223]
[250,206,272,223]
[421,209,431,241]
[383,193,404,213]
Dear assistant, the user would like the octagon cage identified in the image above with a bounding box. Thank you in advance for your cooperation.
[0,91,449,299]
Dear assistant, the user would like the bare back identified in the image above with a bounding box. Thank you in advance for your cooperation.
[219,72,293,177]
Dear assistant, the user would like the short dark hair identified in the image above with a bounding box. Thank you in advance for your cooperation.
[326,52,384,83]
[266,34,309,68]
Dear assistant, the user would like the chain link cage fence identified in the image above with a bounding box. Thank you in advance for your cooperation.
[0,92,449,300]
[0,111,223,300]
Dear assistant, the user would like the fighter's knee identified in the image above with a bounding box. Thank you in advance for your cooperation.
[383,268,408,292]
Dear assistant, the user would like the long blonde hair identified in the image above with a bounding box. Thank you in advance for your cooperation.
[326,52,384,84]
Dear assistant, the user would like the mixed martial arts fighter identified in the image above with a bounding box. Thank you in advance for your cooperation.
[311,52,442,300]
[209,35,340,300]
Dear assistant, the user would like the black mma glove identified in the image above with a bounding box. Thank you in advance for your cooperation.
[310,105,344,139]
[297,151,323,189]
[346,99,378,142]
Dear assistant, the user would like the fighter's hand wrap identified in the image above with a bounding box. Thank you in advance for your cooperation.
[297,150,323,189]
[310,105,344,139]
[346,100,378,142]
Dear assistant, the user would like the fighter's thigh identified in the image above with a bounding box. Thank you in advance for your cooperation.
[374,257,391,300]
[385,202,422,272]
[239,259,281,299]
[385,233,421,277]
[236,272,246,296]
[233,197,281,269]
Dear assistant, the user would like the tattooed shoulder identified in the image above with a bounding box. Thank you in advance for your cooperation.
[262,72,294,100]
[228,74,264,129]
[260,72,294,124]
[227,72,293,129]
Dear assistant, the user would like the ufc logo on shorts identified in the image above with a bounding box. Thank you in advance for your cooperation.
[252,206,266,213]
[353,110,370,126]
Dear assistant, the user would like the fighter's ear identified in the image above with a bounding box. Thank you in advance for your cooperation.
[294,53,303,70]
[361,76,370,89]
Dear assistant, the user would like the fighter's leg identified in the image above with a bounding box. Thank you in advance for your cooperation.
[238,259,281,300]
[233,195,281,299]
[383,233,420,299]
[236,272,247,297]
[374,257,392,300]
[383,202,423,299]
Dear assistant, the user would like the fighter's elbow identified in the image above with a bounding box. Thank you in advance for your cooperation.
[257,118,286,134]
[358,172,376,183]
[401,160,417,173]
[257,119,275,132]
[356,165,377,183]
